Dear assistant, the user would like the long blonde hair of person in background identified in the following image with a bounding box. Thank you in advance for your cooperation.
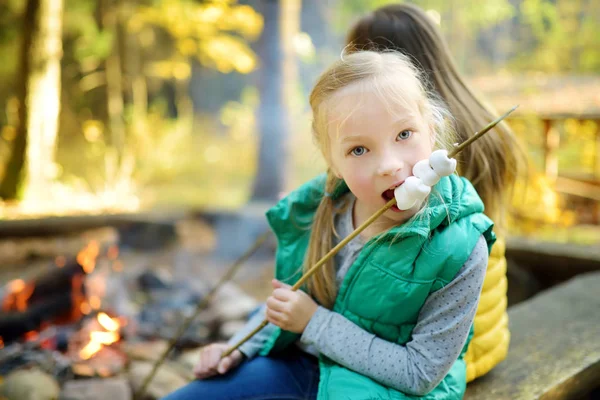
[345,3,527,381]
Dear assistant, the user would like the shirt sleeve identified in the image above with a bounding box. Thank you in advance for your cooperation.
[226,304,276,359]
[299,235,489,396]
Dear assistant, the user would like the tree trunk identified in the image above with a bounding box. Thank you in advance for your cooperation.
[24,0,64,201]
[0,0,63,200]
[250,0,299,202]
[98,0,126,190]
[0,0,37,200]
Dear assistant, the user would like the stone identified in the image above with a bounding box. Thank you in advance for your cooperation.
[59,378,131,400]
[0,368,60,400]
[210,282,258,321]
[122,340,169,363]
[128,361,189,399]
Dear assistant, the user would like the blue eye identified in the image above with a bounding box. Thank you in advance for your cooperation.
[397,130,413,140]
[351,146,368,156]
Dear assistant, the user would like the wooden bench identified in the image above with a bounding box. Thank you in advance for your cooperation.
[465,271,600,399]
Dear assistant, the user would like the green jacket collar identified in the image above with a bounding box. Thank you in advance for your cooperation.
[268,173,485,243]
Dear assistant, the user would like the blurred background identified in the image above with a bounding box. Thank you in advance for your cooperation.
[0,1,599,398]
[0,0,598,243]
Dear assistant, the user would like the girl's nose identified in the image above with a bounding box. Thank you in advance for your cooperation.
[377,157,405,176]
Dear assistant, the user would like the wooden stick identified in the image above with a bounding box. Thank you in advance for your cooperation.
[221,197,397,357]
[449,105,518,158]
[135,230,271,399]
[222,105,518,358]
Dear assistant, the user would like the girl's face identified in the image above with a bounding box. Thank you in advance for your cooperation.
[327,87,434,231]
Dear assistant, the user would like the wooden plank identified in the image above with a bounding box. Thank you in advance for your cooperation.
[0,211,187,238]
[506,237,600,283]
[465,272,600,400]
[555,176,600,201]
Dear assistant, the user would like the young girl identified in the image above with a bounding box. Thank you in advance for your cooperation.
[346,3,526,382]
[163,51,494,400]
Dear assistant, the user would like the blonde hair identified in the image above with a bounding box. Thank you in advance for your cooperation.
[346,3,526,230]
[306,51,454,308]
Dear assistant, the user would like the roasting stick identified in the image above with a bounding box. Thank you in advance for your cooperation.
[221,105,518,358]
[135,230,271,399]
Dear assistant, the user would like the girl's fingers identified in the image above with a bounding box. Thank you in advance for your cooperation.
[266,296,287,312]
[271,279,292,289]
[196,348,219,378]
[217,356,231,374]
[272,287,294,301]
[266,308,287,326]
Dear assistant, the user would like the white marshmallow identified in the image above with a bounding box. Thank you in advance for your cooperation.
[394,176,431,211]
[393,184,418,210]
[429,150,457,177]
[412,159,441,186]
[393,151,457,211]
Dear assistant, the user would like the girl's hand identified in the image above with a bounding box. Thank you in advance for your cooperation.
[193,343,244,379]
[266,279,318,333]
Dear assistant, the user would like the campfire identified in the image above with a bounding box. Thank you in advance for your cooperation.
[0,229,261,399]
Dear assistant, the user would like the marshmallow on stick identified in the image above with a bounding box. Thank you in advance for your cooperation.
[394,149,457,210]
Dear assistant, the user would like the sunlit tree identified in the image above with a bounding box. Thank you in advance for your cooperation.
[0,0,64,201]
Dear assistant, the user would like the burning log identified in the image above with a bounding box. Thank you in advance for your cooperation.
[2,260,85,311]
[0,242,99,344]
[0,292,77,343]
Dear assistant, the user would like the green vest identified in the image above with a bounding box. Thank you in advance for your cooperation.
[261,174,495,400]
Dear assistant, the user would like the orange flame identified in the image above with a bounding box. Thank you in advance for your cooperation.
[98,312,119,331]
[77,240,99,274]
[70,274,86,320]
[89,295,101,310]
[79,312,121,360]
[2,279,35,312]
[80,302,92,315]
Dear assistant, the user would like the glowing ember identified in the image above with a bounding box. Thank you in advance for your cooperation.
[90,331,119,343]
[98,312,119,331]
[71,274,87,320]
[78,313,121,360]
[2,279,35,312]
[89,295,101,310]
[80,341,103,360]
[80,302,92,315]
[77,240,100,274]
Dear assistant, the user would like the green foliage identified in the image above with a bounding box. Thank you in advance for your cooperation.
[514,0,600,73]
[131,0,263,75]
[334,0,599,74]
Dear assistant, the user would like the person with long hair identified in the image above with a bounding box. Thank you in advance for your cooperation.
[346,3,526,381]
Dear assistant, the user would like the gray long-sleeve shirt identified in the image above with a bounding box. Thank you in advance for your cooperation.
[227,195,488,395]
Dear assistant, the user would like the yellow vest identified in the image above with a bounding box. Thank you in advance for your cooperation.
[464,235,510,382]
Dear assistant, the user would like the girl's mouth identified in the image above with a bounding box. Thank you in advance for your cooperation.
[382,183,403,212]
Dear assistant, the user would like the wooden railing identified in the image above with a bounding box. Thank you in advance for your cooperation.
[510,113,600,223]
